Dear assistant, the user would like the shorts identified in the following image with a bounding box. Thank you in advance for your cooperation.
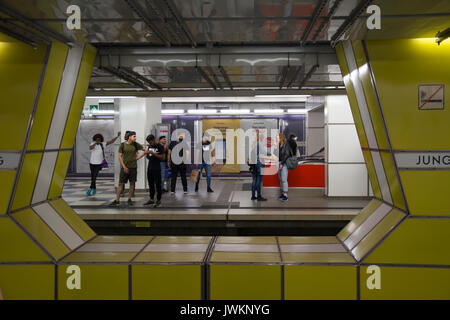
[119,167,137,183]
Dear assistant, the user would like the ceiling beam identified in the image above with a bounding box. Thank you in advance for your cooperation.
[99,66,148,90]
[96,45,335,55]
[330,0,374,46]
[299,64,319,89]
[286,66,303,88]
[206,66,222,90]
[87,88,346,97]
[218,66,233,90]
[124,0,171,47]
[312,0,344,42]
[196,66,217,90]
[162,0,197,47]
[118,67,162,90]
[300,0,329,43]
[0,3,72,45]
[279,66,290,89]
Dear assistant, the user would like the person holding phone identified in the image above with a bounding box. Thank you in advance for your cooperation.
[141,134,165,207]
[87,132,120,196]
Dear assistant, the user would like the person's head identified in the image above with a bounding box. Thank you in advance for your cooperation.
[178,134,184,142]
[124,131,131,141]
[92,133,104,144]
[202,133,210,143]
[289,133,297,141]
[127,131,137,142]
[277,133,286,145]
[146,134,156,146]
[159,136,166,145]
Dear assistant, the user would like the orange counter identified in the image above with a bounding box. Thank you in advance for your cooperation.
[262,163,325,188]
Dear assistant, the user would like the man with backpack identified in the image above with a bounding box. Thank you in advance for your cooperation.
[110,131,147,206]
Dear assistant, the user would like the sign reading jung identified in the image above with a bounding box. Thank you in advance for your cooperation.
[395,152,450,169]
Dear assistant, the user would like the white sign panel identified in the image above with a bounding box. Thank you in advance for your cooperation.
[395,152,450,169]
[0,152,21,170]
[418,85,444,110]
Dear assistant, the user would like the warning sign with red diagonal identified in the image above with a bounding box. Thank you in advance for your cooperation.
[419,84,445,110]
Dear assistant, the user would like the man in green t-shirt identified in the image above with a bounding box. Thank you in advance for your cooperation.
[110,131,147,206]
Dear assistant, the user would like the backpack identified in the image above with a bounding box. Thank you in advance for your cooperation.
[285,144,298,170]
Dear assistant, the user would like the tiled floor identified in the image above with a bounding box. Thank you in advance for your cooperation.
[62,177,370,210]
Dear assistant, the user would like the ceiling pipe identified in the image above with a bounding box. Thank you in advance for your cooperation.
[299,64,319,89]
[312,0,344,42]
[300,0,329,43]
[124,0,171,47]
[118,66,162,90]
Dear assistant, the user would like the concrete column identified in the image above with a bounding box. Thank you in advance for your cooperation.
[114,98,162,190]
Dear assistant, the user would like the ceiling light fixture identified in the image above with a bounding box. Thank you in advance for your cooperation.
[187,109,217,114]
[220,109,251,114]
[161,109,185,114]
[254,109,285,114]
[436,27,450,45]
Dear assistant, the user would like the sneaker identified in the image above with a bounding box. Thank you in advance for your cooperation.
[144,199,155,206]
[251,196,257,200]
[86,189,92,196]
[171,191,175,195]
[278,194,283,200]
[280,195,288,201]
[184,191,188,194]
[127,199,133,206]
[92,189,96,195]
[155,200,161,207]
[162,189,168,193]
[257,197,267,201]
[207,187,214,193]
[109,200,120,206]
[195,184,199,192]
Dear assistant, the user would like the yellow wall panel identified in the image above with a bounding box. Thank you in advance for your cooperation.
[365,39,450,150]
[0,217,50,262]
[27,42,68,150]
[338,199,382,242]
[58,264,128,300]
[0,171,16,214]
[48,151,72,199]
[365,219,450,265]
[11,152,42,211]
[210,265,281,300]
[50,199,95,241]
[132,265,201,300]
[400,170,450,215]
[352,40,390,150]
[14,208,70,260]
[362,150,382,199]
[0,265,54,300]
[285,266,357,300]
[380,152,406,211]
[0,36,47,150]
[360,266,450,300]
[60,44,97,149]
[353,209,405,261]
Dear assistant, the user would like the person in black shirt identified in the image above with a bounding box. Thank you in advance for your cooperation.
[195,135,215,193]
[168,134,190,194]
[288,133,299,156]
[141,134,165,206]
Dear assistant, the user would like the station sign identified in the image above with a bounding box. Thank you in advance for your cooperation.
[395,152,450,169]
[0,152,21,170]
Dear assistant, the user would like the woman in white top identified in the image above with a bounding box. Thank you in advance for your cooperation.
[87,132,120,196]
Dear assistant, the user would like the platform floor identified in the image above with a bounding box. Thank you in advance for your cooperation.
[62,177,369,223]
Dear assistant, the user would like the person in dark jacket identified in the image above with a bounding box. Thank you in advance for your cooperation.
[277,133,290,201]
[288,133,298,156]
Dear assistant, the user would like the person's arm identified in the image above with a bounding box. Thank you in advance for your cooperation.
[136,152,147,161]
[195,148,200,168]
[106,132,121,146]
[89,143,96,150]
[167,149,172,168]
[118,152,128,173]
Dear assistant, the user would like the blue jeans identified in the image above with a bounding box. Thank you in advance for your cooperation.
[197,162,211,188]
[160,162,167,189]
[278,163,288,194]
[251,161,264,198]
